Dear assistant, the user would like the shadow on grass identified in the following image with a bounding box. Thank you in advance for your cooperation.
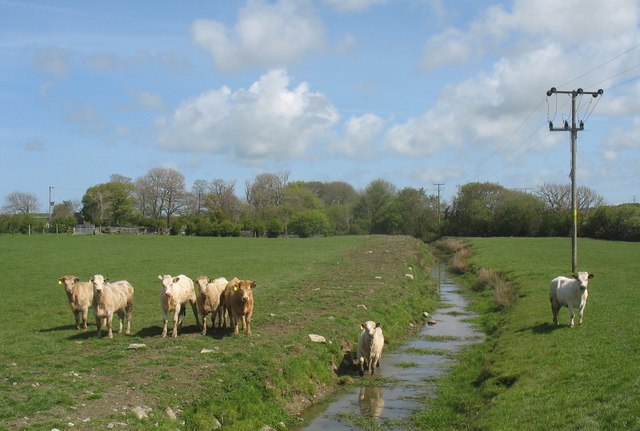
[523,322,564,335]
[40,324,78,332]
[132,324,233,339]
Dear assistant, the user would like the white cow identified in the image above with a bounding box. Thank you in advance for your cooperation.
[550,272,594,327]
[357,320,384,376]
[158,274,200,338]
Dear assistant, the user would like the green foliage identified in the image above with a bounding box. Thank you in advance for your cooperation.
[81,181,135,226]
[288,210,330,237]
[583,203,640,241]
[266,218,285,237]
[51,215,77,233]
[444,182,505,236]
[0,213,46,234]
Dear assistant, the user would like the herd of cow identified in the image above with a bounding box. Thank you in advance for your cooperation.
[56,273,256,340]
[55,269,594,379]
[56,272,387,376]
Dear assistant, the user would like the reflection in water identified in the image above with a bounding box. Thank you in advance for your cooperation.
[358,386,384,418]
[297,263,483,431]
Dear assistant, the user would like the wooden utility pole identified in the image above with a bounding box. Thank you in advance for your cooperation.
[433,182,444,223]
[547,87,603,273]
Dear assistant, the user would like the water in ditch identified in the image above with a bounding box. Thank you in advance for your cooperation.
[296,263,484,430]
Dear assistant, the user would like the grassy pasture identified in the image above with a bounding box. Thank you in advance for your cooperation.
[415,237,640,430]
[0,234,437,430]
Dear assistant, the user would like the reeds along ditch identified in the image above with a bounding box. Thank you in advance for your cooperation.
[435,238,517,310]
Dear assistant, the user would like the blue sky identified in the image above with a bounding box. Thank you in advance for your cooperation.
[2,0,640,212]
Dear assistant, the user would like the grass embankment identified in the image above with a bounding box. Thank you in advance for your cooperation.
[414,237,640,431]
[0,234,438,430]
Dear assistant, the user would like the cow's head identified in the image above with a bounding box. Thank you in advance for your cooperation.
[574,272,594,290]
[58,275,79,294]
[196,276,210,296]
[360,320,377,337]
[235,279,256,302]
[158,274,173,297]
[91,274,107,293]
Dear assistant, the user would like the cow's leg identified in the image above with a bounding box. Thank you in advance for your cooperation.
[233,312,240,335]
[161,310,168,337]
[81,308,89,330]
[550,299,560,325]
[568,304,575,328]
[126,306,132,335]
[201,314,208,336]
[74,310,82,329]
[95,314,102,337]
[191,301,200,329]
[116,310,124,333]
[107,312,114,339]
[579,302,586,325]
[172,305,181,338]
[244,315,252,336]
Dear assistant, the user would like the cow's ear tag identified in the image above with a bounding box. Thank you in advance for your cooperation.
[234,286,238,291]
[58,280,62,285]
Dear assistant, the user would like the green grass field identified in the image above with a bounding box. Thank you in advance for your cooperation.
[0,234,437,430]
[415,237,640,431]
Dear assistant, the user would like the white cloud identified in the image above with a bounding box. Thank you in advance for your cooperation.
[419,28,472,71]
[156,69,339,161]
[384,108,460,156]
[321,0,388,12]
[192,0,324,72]
[331,113,384,156]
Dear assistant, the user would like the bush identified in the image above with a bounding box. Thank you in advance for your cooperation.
[219,220,240,237]
[266,219,285,238]
[288,210,330,238]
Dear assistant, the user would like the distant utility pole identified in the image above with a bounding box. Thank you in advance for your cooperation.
[48,186,54,226]
[433,183,444,223]
[547,87,603,274]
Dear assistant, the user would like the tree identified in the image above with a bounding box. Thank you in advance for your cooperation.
[110,173,132,184]
[81,182,135,226]
[535,183,605,235]
[301,181,359,205]
[52,200,80,219]
[189,179,209,215]
[387,187,440,240]
[444,182,505,236]
[583,204,640,241]
[354,179,397,233]
[3,191,40,214]
[493,190,545,237]
[205,179,241,222]
[245,171,289,208]
[135,167,187,225]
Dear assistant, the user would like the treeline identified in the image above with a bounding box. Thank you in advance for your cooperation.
[1,169,639,242]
